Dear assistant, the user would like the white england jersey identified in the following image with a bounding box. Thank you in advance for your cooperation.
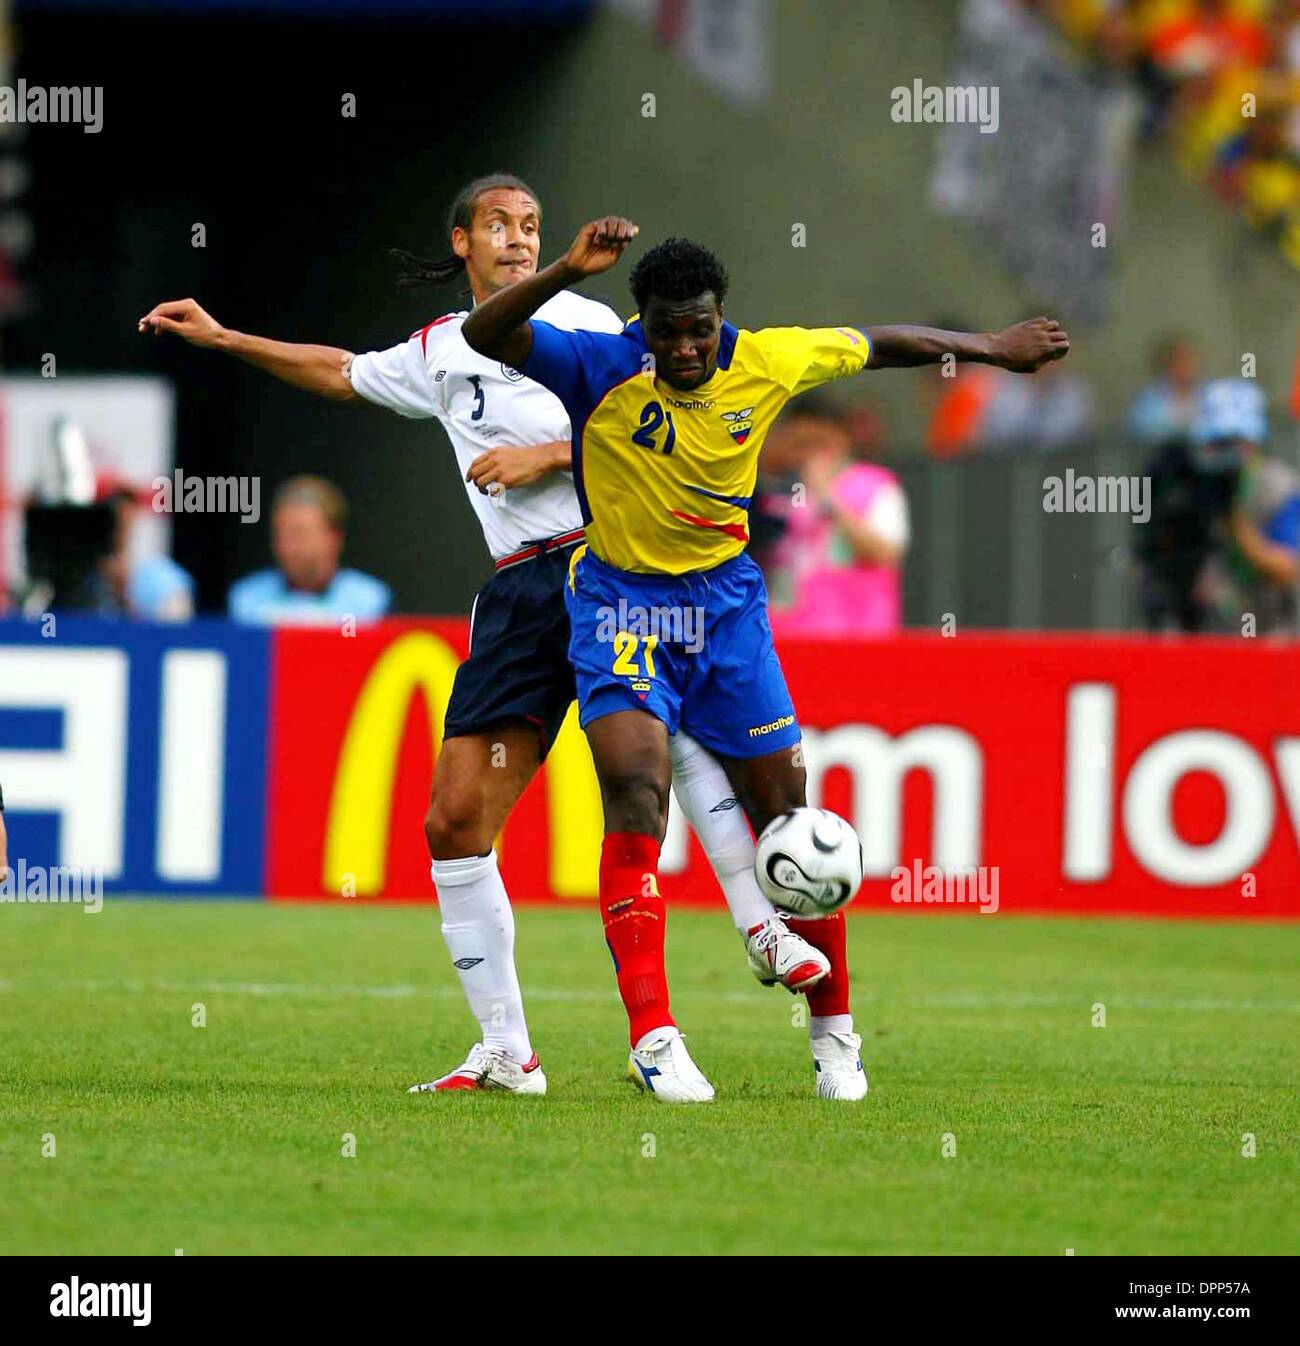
[347,289,624,561]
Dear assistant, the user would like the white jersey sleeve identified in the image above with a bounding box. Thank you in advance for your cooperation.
[347,317,462,419]
[341,291,627,562]
[864,479,911,551]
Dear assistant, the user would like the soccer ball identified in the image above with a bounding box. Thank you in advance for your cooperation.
[754,808,864,918]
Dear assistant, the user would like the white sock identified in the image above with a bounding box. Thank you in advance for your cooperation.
[669,731,777,932]
[431,852,533,1063]
[810,1014,853,1040]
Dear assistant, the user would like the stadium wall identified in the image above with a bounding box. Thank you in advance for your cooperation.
[1,617,1296,918]
[543,1,1299,439]
[8,3,1295,624]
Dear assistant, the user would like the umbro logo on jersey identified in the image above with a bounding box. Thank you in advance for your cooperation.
[453,957,484,971]
[501,363,525,382]
[708,796,742,813]
[434,369,447,382]
[721,407,755,444]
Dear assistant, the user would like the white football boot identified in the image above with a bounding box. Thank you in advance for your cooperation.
[408,1043,547,1095]
[627,1027,715,1102]
[745,915,831,993]
[811,1030,868,1101]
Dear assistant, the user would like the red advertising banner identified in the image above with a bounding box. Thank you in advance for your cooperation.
[265,623,1300,918]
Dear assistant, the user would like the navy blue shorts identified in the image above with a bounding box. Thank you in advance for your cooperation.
[442,541,582,756]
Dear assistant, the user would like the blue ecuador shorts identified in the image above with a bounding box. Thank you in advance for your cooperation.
[564,545,801,760]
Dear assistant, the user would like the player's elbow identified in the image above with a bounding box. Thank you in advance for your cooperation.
[320,381,359,404]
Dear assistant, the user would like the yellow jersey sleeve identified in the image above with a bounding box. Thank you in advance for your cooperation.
[747,325,872,396]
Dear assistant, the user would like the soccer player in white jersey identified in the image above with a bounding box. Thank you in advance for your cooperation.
[140,174,841,1103]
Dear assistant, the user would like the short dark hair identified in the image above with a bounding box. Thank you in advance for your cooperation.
[446,172,540,241]
[392,172,541,290]
[630,238,729,314]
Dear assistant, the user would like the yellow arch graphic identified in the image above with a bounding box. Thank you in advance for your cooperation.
[545,703,603,899]
[323,631,461,895]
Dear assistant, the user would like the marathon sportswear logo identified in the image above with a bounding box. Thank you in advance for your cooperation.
[666,396,716,410]
[748,714,795,738]
[50,1278,151,1326]
[721,407,755,445]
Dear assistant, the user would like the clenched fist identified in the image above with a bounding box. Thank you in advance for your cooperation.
[990,317,1070,373]
[561,216,639,280]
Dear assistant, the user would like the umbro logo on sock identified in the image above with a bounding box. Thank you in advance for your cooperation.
[708,796,741,813]
[453,957,485,970]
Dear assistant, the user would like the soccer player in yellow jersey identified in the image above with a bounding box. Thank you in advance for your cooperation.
[464,216,1069,1102]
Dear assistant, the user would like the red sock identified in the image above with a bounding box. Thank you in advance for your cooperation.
[787,912,850,1017]
[599,832,674,1047]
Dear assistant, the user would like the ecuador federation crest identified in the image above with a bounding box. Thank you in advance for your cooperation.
[721,406,755,445]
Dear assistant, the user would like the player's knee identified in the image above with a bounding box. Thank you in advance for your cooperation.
[424,784,491,860]
[603,770,669,840]
[745,766,806,833]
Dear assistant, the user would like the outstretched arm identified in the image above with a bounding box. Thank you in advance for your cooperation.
[461,215,638,367]
[138,298,359,402]
[865,317,1069,372]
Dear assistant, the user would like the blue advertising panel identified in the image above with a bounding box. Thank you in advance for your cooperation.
[0,617,270,896]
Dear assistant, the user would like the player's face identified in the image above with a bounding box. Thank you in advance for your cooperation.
[272,502,343,591]
[456,188,541,297]
[642,293,723,391]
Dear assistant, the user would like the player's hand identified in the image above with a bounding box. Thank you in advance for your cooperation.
[137,298,227,348]
[466,442,569,495]
[990,317,1070,373]
[561,217,638,278]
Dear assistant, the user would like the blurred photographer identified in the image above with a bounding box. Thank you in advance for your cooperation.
[17,420,192,620]
[1198,380,1299,635]
[1133,378,1243,633]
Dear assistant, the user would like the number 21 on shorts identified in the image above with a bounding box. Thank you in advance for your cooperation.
[612,631,658,678]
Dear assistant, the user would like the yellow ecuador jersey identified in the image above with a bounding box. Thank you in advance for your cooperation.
[521,317,871,574]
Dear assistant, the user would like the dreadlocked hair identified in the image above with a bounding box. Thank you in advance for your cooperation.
[391,172,541,290]
[629,237,729,313]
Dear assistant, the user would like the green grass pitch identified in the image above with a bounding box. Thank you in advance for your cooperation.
[1,901,1296,1255]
